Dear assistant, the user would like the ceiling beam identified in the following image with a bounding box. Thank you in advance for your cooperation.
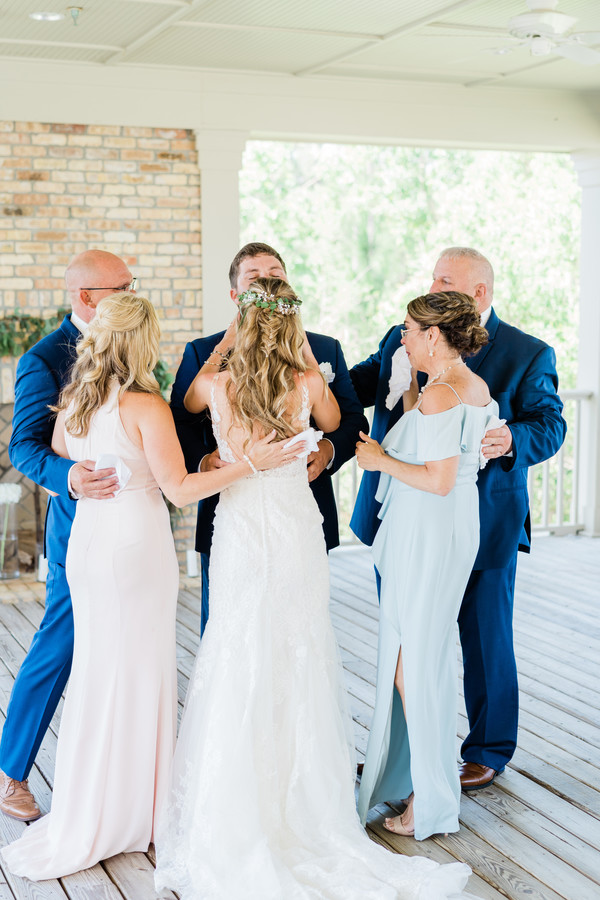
[172,20,382,42]
[425,22,508,36]
[464,56,560,88]
[293,0,484,76]
[103,0,205,65]
[0,39,121,53]
[122,0,189,6]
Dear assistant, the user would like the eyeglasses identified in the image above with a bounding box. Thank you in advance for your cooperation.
[81,278,137,292]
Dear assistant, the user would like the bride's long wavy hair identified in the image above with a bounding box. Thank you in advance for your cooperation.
[54,292,161,436]
[227,277,308,441]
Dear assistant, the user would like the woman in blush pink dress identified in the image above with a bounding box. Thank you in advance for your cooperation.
[1,292,300,882]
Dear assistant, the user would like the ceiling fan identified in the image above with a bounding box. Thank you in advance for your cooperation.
[503,0,600,64]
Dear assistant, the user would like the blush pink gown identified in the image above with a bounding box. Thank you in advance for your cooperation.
[2,383,179,880]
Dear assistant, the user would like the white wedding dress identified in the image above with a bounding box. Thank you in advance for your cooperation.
[154,373,475,900]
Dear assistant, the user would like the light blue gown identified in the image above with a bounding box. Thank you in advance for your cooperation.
[357,392,499,841]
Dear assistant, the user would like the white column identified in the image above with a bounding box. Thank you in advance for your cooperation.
[194,129,248,336]
[573,152,600,536]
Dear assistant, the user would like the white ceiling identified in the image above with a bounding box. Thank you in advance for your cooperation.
[1,0,599,92]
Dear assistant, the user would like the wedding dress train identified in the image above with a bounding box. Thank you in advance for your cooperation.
[154,374,476,900]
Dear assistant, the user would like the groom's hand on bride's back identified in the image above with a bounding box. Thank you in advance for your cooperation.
[306,440,334,482]
[200,449,230,472]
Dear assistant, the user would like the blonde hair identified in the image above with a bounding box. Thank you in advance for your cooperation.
[55,292,161,436]
[228,278,308,442]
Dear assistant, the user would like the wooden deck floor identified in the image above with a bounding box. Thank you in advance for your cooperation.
[0,534,597,899]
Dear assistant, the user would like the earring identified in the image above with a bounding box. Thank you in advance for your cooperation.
[429,349,434,357]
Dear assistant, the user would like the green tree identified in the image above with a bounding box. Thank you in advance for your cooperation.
[240,143,580,387]
[241,144,581,534]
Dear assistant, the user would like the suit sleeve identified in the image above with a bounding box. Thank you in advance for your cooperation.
[503,344,567,471]
[8,350,73,495]
[324,340,369,475]
[350,326,395,408]
[170,342,216,474]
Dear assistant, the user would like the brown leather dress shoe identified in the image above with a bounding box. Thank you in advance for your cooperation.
[0,771,42,821]
[458,761,504,791]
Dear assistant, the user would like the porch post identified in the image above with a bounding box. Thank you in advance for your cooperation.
[573,152,600,536]
[194,129,248,336]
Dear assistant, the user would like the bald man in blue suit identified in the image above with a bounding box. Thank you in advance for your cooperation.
[351,247,566,791]
[172,242,368,636]
[0,251,132,821]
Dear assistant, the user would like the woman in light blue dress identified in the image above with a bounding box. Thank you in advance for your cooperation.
[355,291,499,841]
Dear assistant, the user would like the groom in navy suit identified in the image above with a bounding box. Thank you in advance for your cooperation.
[0,251,133,821]
[351,247,566,789]
[171,242,368,635]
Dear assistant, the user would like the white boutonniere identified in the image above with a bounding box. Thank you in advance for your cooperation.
[385,346,412,410]
[319,362,335,384]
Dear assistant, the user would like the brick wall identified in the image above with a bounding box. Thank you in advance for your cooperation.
[0,120,203,566]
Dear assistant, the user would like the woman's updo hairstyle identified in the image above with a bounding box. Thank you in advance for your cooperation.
[407,291,488,358]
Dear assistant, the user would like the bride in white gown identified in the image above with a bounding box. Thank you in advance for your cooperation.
[154,278,476,900]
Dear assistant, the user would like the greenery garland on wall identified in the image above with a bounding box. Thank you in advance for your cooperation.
[0,310,70,357]
[0,310,174,398]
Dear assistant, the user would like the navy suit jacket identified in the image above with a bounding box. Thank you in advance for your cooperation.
[9,315,79,566]
[171,330,368,554]
[350,309,567,570]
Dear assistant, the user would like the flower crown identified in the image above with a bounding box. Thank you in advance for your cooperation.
[238,288,301,317]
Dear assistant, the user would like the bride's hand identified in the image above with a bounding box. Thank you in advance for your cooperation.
[216,317,238,355]
[249,431,307,471]
[355,431,385,471]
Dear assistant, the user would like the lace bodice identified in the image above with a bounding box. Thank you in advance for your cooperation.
[209,372,311,477]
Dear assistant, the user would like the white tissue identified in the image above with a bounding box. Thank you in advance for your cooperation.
[385,345,412,410]
[479,416,507,469]
[284,428,324,459]
[95,453,132,496]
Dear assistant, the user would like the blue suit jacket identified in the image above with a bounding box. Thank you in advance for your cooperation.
[171,330,368,554]
[9,316,79,566]
[350,309,567,570]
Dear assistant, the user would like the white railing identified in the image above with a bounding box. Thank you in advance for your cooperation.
[529,389,593,535]
[334,390,595,543]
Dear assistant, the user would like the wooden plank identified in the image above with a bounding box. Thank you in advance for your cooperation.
[368,806,568,900]
[513,617,600,668]
[0,815,66,899]
[0,708,122,899]
[101,853,176,900]
[458,792,600,900]
[61,867,125,900]
[0,533,596,899]
[465,784,600,885]
[367,819,506,900]
[491,767,600,849]
[456,716,600,817]
[510,670,600,729]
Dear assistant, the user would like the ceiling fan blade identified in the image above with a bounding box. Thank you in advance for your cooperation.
[573,31,600,44]
[554,43,600,65]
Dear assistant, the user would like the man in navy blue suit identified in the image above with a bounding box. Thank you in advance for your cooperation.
[350,247,566,790]
[171,242,368,635]
[0,251,133,820]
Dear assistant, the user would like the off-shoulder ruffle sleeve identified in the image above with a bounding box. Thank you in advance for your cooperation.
[375,401,499,508]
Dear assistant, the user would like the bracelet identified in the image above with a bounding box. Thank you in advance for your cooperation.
[212,348,229,360]
[243,453,257,474]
